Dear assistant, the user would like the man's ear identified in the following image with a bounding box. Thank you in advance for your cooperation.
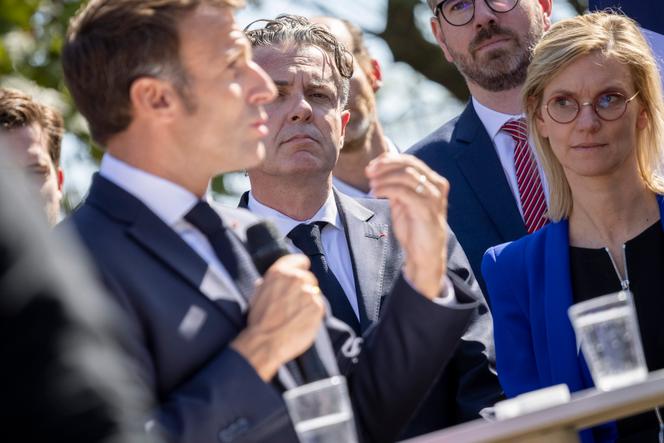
[341,109,351,132]
[56,167,64,193]
[369,59,383,92]
[129,77,180,122]
[538,0,553,31]
[339,109,351,147]
[430,17,453,63]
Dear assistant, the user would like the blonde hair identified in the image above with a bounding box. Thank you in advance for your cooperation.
[522,11,664,221]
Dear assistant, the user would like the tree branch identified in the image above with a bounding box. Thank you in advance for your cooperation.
[380,0,469,101]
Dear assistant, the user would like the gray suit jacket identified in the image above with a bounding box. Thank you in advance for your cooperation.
[408,102,527,297]
[241,189,504,438]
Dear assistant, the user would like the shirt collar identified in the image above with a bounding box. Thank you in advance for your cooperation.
[99,154,205,226]
[472,97,525,140]
[332,178,369,199]
[247,190,341,238]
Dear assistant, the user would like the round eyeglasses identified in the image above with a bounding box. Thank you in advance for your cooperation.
[544,91,640,124]
[434,0,519,27]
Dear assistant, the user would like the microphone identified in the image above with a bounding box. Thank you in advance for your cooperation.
[246,221,330,384]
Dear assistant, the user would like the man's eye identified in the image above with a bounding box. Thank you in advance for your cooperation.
[311,92,331,100]
[447,0,472,13]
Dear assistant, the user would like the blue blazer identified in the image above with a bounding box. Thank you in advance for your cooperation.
[408,102,527,297]
[482,195,664,442]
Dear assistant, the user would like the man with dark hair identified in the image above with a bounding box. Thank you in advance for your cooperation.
[61,2,482,443]
[0,88,64,225]
[251,16,503,438]
[408,0,552,295]
[243,14,499,439]
[62,1,321,441]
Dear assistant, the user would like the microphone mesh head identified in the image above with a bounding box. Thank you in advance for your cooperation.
[246,221,290,275]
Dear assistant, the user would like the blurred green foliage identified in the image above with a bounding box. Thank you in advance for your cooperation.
[0,0,90,141]
[0,0,231,195]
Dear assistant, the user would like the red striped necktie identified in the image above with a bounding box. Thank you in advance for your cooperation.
[501,119,548,233]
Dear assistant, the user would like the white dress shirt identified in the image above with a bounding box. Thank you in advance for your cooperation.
[472,97,550,218]
[247,191,361,320]
[99,154,245,308]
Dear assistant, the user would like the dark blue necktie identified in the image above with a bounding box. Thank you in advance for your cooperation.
[287,222,361,334]
[184,201,258,302]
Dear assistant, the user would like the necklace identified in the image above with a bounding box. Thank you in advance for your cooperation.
[604,244,630,291]
[604,245,663,441]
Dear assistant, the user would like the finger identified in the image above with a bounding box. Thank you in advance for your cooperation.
[369,166,435,196]
[367,156,448,196]
[366,153,432,179]
[271,253,311,271]
[371,178,442,206]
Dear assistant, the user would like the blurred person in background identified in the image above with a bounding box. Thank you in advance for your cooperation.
[0,87,64,225]
[309,16,400,198]
[483,12,664,442]
[0,146,152,442]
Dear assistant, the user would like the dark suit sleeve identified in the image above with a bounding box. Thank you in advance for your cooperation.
[97,269,298,443]
[446,229,504,420]
[401,229,504,438]
[328,271,480,443]
[482,244,541,398]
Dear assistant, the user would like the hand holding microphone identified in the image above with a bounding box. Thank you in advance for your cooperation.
[230,221,329,383]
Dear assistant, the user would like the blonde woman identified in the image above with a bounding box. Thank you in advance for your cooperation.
[482,12,664,442]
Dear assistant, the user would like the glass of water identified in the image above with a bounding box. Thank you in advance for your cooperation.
[568,291,648,391]
[283,375,358,443]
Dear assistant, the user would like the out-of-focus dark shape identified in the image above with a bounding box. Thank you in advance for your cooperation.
[0,147,154,442]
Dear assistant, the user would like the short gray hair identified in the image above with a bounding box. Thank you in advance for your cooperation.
[245,14,353,108]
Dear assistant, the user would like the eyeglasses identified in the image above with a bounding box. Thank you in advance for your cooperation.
[544,91,640,124]
[434,0,519,27]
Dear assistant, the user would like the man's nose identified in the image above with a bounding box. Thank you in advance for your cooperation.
[288,95,313,122]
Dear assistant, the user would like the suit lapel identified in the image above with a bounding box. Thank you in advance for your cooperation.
[86,175,245,328]
[453,103,526,241]
[542,221,585,391]
[335,191,391,329]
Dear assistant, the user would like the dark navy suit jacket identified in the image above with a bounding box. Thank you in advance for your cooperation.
[240,189,504,438]
[67,174,484,443]
[482,195,664,443]
[408,102,527,297]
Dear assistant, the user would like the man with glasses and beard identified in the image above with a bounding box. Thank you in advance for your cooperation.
[408,0,552,296]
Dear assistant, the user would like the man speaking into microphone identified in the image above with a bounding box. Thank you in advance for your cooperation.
[61,2,482,442]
